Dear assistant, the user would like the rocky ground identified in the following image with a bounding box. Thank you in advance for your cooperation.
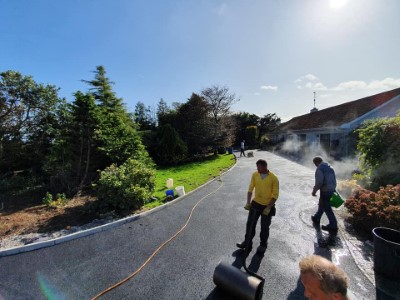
[0,195,120,251]
[0,215,120,250]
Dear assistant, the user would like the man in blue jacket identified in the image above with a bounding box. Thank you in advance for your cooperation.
[311,156,338,233]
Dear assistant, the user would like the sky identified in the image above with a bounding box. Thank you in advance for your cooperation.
[1,0,400,122]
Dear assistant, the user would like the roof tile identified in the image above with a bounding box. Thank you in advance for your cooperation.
[278,88,400,132]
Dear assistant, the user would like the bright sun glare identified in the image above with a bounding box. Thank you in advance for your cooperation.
[329,0,348,9]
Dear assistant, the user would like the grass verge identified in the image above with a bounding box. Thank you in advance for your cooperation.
[143,153,236,210]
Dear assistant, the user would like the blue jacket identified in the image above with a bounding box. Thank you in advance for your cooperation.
[314,162,336,192]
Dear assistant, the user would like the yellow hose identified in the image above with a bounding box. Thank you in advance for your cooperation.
[92,181,223,299]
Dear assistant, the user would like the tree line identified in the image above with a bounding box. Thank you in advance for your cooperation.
[1,66,281,207]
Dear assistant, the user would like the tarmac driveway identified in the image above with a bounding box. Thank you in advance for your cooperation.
[0,151,376,299]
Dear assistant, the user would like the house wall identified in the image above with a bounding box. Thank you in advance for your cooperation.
[272,94,400,158]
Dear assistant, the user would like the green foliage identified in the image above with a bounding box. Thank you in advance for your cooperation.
[150,153,235,204]
[152,124,188,166]
[1,68,271,206]
[1,173,37,192]
[345,184,400,234]
[217,147,227,154]
[357,118,390,168]
[97,158,156,211]
[156,98,172,126]
[232,112,281,147]
[244,126,258,148]
[259,113,281,144]
[94,116,149,166]
[356,115,400,190]
[1,66,154,197]
[175,93,212,156]
[157,100,178,128]
[44,92,98,193]
[134,101,156,130]
[42,192,68,207]
[42,192,53,206]
[0,70,62,176]
[232,112,259,143]
[85,66,150,168]
[259,113,281,135]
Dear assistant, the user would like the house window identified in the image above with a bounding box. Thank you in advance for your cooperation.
[320,134,331,152]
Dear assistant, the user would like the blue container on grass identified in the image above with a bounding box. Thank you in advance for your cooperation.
[166,189,174,197]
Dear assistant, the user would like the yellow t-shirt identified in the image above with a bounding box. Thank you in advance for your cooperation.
[248,171,279,206]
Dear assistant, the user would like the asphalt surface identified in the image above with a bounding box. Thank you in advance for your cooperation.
[0,150,397,299]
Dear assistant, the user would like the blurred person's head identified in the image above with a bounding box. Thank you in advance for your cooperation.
[299,255,349,300]
[256,159,268,174]
[313,156,323,167]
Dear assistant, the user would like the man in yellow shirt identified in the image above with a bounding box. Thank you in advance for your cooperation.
[237,159,279,254]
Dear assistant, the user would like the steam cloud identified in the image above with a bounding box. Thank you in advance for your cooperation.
[273,138,359,180]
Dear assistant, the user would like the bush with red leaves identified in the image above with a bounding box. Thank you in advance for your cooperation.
[344,184,400,235]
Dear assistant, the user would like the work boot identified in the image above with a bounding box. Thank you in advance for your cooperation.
[236,241,252,253]
[236,241,246,249]
[321,225,338,234]
[257,244,267,254]
[311,215,320,226]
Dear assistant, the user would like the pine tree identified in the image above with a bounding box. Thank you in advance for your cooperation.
[83,66,150,169]
[44,93,98,193]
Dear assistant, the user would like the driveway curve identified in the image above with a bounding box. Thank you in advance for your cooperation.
[0,151,375,299]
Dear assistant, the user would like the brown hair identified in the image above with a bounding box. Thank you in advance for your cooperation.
[299,255,348,299]
[256,159,267,167]
[313,156,323,165]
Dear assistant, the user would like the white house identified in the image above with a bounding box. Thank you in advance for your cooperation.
[272,88,400,158]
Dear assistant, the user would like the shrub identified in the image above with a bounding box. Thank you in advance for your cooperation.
[217,147,227,154]
[1,173,44,195]
[96,158,155,211]
[42,192,53,206]
[356,114,400,191]
[345,184,400,235]
[42,192,68,207]
[244,126,258,148]
[152,124,188,166]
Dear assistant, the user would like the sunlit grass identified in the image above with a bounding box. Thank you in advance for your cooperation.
[143,154,236,209]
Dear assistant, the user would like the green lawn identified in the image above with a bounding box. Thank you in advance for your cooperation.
[143,153,236,209]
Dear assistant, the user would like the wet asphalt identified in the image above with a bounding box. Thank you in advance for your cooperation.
[0,151,382,299]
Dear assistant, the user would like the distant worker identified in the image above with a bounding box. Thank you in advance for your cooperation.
[311,156,338,234]
[240,140,246,157]
[237,159,279,254]
[299,255,349,300]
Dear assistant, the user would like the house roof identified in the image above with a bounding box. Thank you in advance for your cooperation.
[277,87,400,132]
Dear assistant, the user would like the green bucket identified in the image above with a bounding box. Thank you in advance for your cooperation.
[330,192,344,208]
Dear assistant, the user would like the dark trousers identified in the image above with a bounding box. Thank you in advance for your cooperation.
[244,201,273,248]
[314,191,337,228]
[240,148,245,156]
